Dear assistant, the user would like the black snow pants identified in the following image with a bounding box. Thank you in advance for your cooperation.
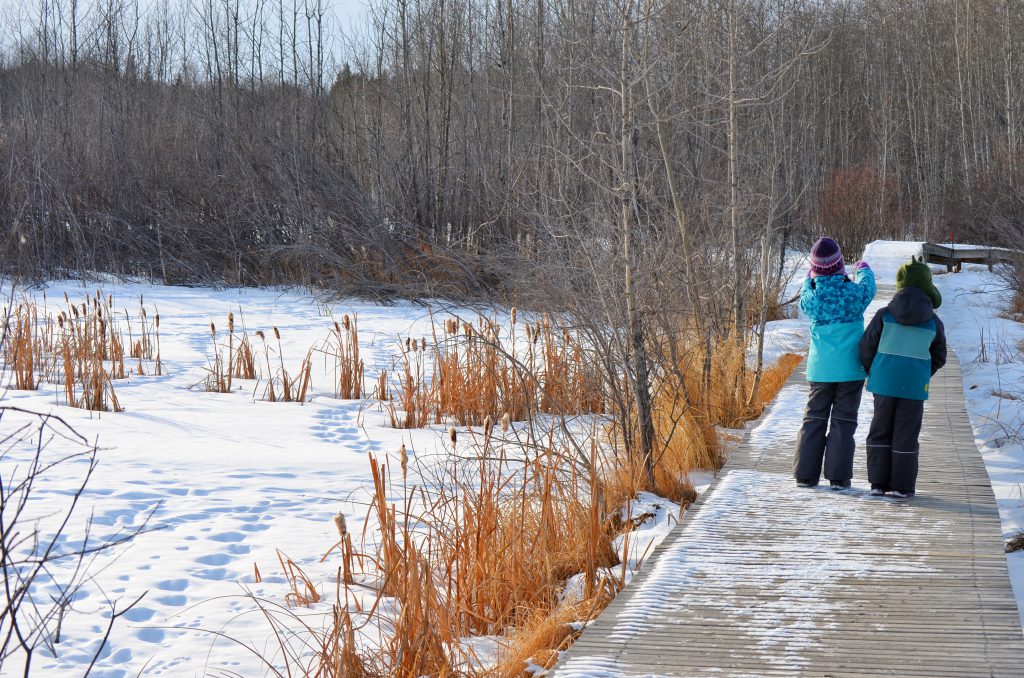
[793,380,864,485]
[865,395,925,494]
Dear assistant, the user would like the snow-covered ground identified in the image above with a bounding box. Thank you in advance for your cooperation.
[0,284,519,676]
[4,239,1021,676]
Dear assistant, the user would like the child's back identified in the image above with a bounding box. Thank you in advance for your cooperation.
[793,237,876,489]
[860,256,947,497]
[801,267,877,383]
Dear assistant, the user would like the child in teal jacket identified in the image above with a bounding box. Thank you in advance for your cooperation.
[793,237,876,489]
[859,256,946,497]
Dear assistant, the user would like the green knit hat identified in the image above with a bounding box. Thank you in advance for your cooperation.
[896,256,942,309]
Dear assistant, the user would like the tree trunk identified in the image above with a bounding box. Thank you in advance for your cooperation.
[620,0,655,492]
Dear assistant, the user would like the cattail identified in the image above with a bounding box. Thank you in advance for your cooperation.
[399,443,408,478]
[448,427,457,446]
[228,312,235,333]
[155,313,159,329]
[333,319,341,335]
[483,415,493,440]
[420,337,426,351]
[511,307,517,325]
[256,330,265,341]
[273,326,280,340]
[342,314,350,331]
[501,412,511,432]
[405,337,411,351]
[525,325,533,343]
[333,512,348,539]
[210,321,216,338]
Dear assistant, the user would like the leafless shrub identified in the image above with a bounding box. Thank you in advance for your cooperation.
[0,406,151,673]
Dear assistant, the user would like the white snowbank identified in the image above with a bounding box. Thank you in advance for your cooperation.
[861,239,925,282]
[933,263,1024,623]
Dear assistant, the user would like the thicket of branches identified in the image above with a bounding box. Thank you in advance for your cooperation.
[0,0,1020,296]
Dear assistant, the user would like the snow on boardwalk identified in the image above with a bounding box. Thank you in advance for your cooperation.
[555,353,1024,677]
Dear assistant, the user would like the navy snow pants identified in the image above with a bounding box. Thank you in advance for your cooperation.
[793,380,864,485]
[865,394,925,494]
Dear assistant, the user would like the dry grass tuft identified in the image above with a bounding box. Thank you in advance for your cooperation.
[388,312,603,430]
[257,327,313,403]
[330,314,364,399]
[2,292,160,411]
[233,334,257,379]
[1004,288,1024,323]
[7,304,38,390]
[496,585,616,676]
[203,321,231,392]
[276,549,321,607]
[204,310,260,391]
[356,437,621,654]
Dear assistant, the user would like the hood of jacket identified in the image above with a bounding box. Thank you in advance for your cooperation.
[887,286,935,325]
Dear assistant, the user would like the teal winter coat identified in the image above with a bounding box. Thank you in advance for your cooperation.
[860,286,947,400]
[800,268,877,383]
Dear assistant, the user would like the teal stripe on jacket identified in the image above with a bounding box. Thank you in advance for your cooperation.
[867,312,936,400]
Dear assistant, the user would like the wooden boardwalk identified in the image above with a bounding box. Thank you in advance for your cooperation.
[555,352,1024,677]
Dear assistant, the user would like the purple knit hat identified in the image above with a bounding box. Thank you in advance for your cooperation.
[809,237,845,277]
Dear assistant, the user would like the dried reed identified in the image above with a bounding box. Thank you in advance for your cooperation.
[0,292,164,410]
[258,326,313,403]
[389,312,603,430]
[331,314,364,399]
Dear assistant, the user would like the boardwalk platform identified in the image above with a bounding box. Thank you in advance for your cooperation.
[922,243,1016,272]
[555,352,1024,677]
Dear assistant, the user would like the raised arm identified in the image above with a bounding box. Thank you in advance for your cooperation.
[852,262,877,312]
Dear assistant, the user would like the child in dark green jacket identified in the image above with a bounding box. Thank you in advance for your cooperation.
[859,256,947,498]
